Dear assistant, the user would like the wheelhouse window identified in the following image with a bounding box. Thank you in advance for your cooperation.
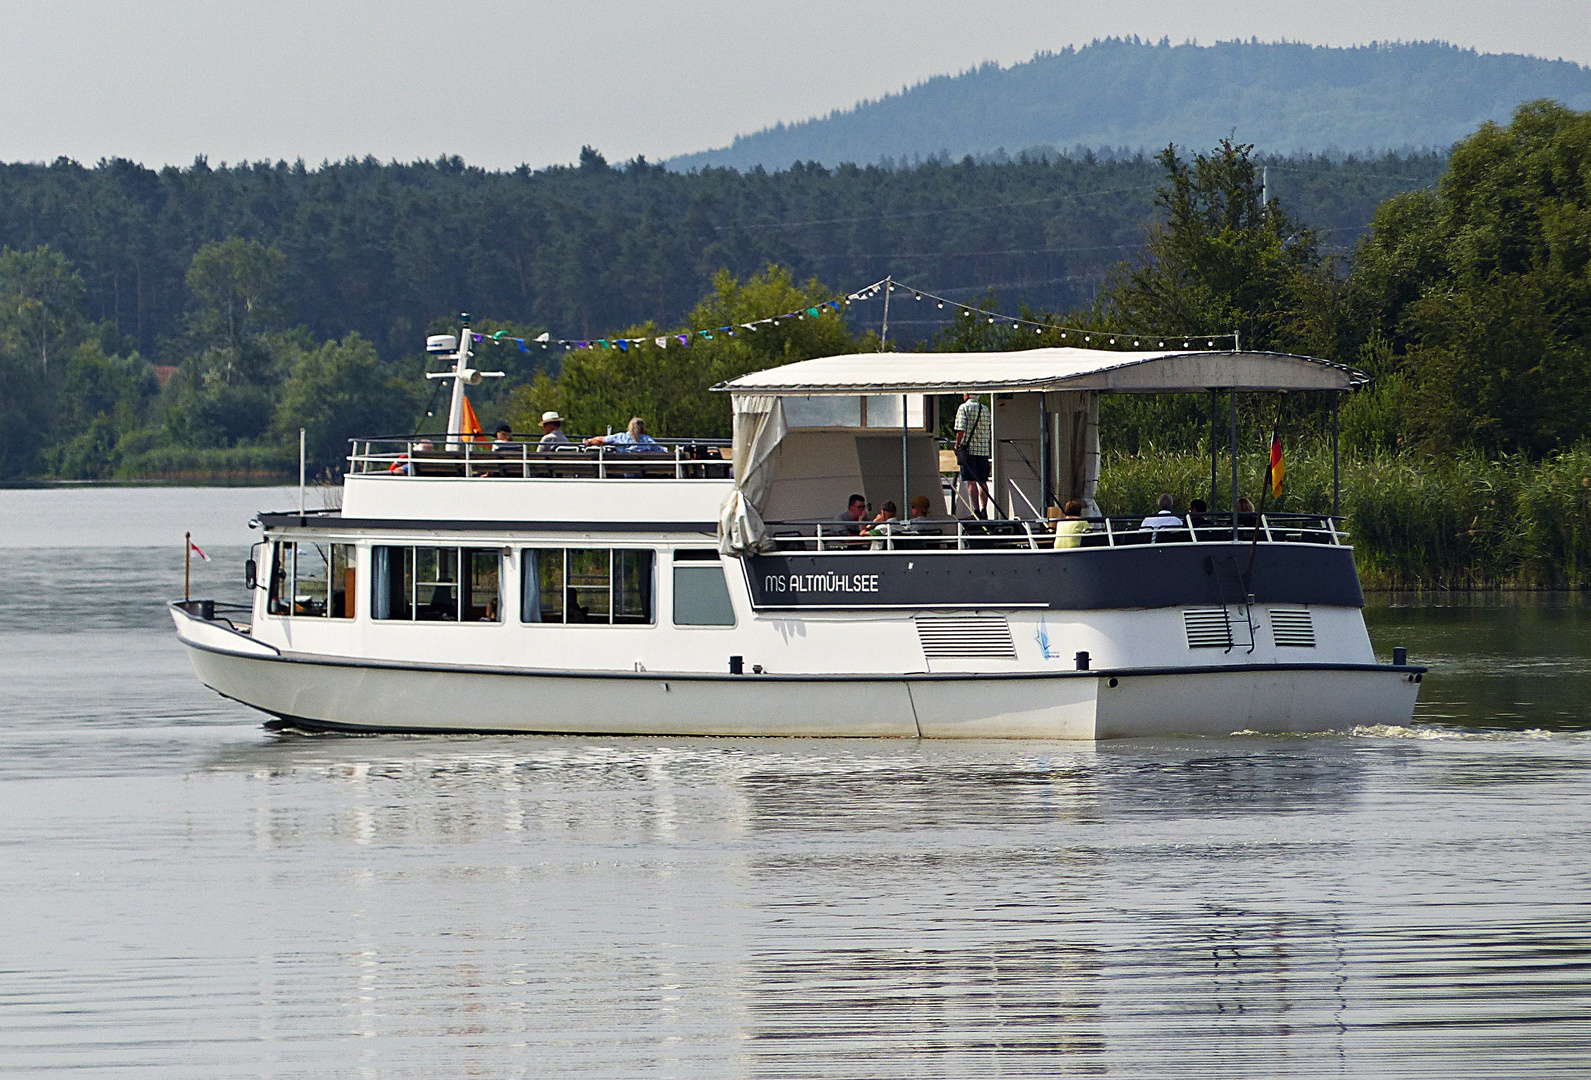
[268,541,354,618]
[371,546,501,622]
[520,548,654,625]
[672,549,735,627]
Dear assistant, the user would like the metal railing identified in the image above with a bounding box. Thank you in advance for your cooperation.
[347,436,732,480]
[766,513,1346,553]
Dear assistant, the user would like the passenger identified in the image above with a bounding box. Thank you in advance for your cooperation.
[906,494,934,530]
[864,501,899,549]
[831,493,868,538]
[1187,497,1209,528]
[585,417,662,452]
[1052,499,1089,549]
[492,422,514,448]
[1236,496,1259,536]
[538,411,571,450]
[953,393,993,519]
[388,438,434,476]
[1140,493,1183,531]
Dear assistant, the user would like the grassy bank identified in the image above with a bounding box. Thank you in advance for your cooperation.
[1096,444,1591,589]
[115,445,296,484]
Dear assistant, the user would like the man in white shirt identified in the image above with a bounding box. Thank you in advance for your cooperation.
[1140,492,1183,533]
[538,411,571,450]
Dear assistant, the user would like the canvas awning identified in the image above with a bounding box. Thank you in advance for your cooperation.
[715,348,1367,396]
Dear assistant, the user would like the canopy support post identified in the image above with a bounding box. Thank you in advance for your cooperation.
[1209,389,1218,509]
[1229,390,1239,541]
[901,394,909,524]
[1332,393,1341,519]
[1039,397,1051,512]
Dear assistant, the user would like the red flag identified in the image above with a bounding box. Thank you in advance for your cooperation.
[188,538,210,562]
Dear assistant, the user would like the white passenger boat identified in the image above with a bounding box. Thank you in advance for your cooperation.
[171,330,1424,738]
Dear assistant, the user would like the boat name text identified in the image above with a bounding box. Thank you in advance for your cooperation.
[762,572,880,594]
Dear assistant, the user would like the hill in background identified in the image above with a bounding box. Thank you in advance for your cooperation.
[668,39,1591,171]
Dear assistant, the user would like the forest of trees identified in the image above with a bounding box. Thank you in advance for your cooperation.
[0,101,1585,500]
[672,39,1591,172]
[0,135,1443,479]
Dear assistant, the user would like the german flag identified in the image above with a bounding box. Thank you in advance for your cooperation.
[1268,429,1285,499]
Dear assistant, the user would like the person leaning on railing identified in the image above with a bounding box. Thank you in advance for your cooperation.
[585,417,664,452]
[538,411,571,451]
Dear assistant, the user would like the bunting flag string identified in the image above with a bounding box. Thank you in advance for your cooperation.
[465,275,1237,355]
[852,279,1241,351]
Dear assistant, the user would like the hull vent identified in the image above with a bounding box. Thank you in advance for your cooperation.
[1270,609,1316,648]
[1183,607,1234,649]
[916,614,1017,659]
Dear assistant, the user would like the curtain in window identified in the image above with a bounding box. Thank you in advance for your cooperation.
[371,546,392,619]
[520,550,540,622]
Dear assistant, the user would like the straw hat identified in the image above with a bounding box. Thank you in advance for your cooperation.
[541,411,564,424]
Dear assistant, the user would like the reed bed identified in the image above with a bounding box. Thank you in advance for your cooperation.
[1097,444,1591,589]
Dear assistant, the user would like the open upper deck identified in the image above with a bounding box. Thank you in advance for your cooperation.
[347,436,732,480]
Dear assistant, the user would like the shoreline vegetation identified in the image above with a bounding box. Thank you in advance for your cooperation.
[2,103,1587,588]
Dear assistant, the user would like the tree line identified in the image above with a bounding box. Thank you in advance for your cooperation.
[0,102,1583,480]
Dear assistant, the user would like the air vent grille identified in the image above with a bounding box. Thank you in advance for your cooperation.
[1270,609,1316,648]
[916,614,1017,659]
[1183,607,1234,649]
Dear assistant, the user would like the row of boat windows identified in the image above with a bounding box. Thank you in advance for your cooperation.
[266,542,735,627]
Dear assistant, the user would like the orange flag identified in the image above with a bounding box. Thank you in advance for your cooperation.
[1268,430,1285,499]
[460,392,486,442]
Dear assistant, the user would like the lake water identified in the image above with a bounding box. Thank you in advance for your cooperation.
[2,487,1589,1078]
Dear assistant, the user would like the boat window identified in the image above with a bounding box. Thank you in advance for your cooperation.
[673,558,735,626]
[267,541,354,618]
[519,547,654,625]
[783,395,862,428]
[862,395,927,429]
[371,545,501,622]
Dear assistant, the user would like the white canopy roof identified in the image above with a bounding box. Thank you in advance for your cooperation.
[716,348,1366,396]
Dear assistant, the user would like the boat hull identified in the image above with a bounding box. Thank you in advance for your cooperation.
[176,619,1422,740]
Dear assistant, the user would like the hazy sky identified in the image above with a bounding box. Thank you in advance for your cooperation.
[5,0,1588,171]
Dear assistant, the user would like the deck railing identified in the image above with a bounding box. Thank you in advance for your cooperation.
[346,436,733,480]
[765,513,1345,553]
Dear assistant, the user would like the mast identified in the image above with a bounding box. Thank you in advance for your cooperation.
[426,315,504,449]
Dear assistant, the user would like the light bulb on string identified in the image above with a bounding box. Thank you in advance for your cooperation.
[937,302,944,309]
[913,293,921,301]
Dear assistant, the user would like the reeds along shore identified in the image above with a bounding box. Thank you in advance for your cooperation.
[1097,444,1591,589]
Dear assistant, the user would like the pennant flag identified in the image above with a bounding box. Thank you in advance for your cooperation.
[1268,430,1285,498]
[655,336,669,348]
[616,340,628,351]
[460,392,486,442]
[470,332,483,342]
[676,334,689,346]
[535,332,550,343]
[188,538,210,562]
[516,339,530,352]
[806,307,819,317]
[574,340,589,350]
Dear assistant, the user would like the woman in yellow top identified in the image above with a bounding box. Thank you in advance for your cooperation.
[1052,500,1089,549]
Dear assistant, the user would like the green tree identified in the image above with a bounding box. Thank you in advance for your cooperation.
[506,265,856,439]
[1097,140,1342,356]
[1349,101,1591,455]
[185,237,289,385]
[274,332,420,471]
[0,246,85,373]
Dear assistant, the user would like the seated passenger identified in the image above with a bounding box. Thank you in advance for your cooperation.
[1052,499,1089,549]
[538,411,571,450]
[388,438,434,476]
[1187,498,1209,528]
[492,422,514,448]
[1140,493,1183,532]
[831,494,867,538]
[864,501,899,549]
[906,494,935,530]
[585,417,663,452]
